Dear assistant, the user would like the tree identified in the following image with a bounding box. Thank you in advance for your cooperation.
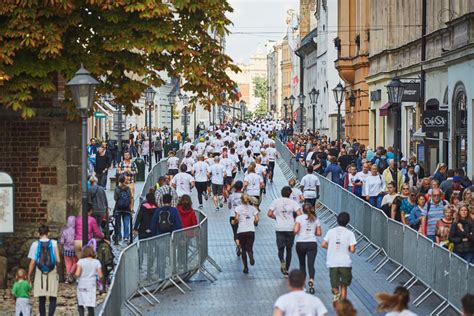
[0,0,240,118]
[253,76,267,118]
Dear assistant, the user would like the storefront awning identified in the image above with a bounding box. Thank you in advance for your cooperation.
[379,102,392,116]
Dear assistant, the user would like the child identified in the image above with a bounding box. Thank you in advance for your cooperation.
[75,246,103,316]
[435,206,454,247]
[12,268,32,316]
[60,215,78,283]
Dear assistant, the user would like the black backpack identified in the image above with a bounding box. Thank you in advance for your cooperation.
[116,188,131,210]
[35,240,56,273]
[158,206,173,233]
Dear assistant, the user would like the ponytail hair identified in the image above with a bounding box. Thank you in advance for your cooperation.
[334,299,357,316]
[376,286,410,312]
[241,193,251,205]
[303,203,316,222]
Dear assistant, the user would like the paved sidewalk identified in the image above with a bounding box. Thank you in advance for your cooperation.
[122,163,458,316]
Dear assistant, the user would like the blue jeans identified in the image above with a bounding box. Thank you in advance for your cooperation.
[458,252,474,263]
[427,235,436,242]
[115,212,131,240]
[369,195,383,209]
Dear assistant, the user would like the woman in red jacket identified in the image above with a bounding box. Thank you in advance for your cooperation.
[176,195,198,228]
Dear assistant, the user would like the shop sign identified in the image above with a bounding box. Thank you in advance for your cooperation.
[402,83,420,102]
[422,110,448,132]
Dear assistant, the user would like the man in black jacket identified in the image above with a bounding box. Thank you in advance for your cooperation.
[95,145,111,188]
[133,193,157,240]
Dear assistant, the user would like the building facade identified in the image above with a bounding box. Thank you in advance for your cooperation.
[335,0,370,144]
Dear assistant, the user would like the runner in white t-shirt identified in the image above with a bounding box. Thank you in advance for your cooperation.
[208,156,226,211]
[300,166,321,206]
[228,180,244,257]
[192,155,210,209]
[243,164,264,210]
[294,203,322,294]
[234,194,259,274]
[167,151,180,177]
[221,149,236,201]
[273,269,328,316]
[266,143,278,182]
[267,186,302,277]
[171,164,195,197]
[321,212,356,302]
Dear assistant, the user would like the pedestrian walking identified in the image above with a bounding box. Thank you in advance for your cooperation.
[87,176,109,234]
[94,145,110,188]
[375,286,417,316]
[294,203,321,294]
[75,246,103,316]
[133,192,158,240]
[176,195,198,228]
[267,186,302,277]
[321,212,356,302]
[151,194,183,236]
[113,175,132,244]
[234,194,259,274]
[154,136,163,163]
[27,225,60,316]
[272,269,328,316]
[228,181,244,256]
[60,216,78,284]
[12,268,32,316]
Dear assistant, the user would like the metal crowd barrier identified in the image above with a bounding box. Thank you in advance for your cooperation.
[276,138,473,315]
[100,149,221,316]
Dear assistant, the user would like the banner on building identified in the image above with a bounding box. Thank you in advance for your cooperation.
[422,110,448,132]
[402,82,420,102]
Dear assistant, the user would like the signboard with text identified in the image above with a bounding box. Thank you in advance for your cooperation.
[402,82,420,102]
[422,110,448,132]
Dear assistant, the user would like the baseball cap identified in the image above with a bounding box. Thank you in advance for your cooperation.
[453,176,462,182]
[400,157,407,162]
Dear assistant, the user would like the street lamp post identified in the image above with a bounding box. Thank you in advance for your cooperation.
[298,93,305,133]
[67,65,99,248]
[181,94,189,143]
[240,100,245,120]
[289,95,295,130]
[145,87,156,172]
[332,82,345,150]
[386,75,405,166]
[168,93,176,143]
[283,97,289,121]
[309,88,319,134]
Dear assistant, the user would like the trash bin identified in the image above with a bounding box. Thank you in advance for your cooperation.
[135,157,145,182]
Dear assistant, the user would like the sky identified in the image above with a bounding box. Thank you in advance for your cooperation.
[226,0,297,63]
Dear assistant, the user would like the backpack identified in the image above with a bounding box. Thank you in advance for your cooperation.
[116,188,131,210]
[158,206,173,233]
[376,157,388,172]
[35,240,56,274]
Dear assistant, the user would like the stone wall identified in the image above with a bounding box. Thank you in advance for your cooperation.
[0,111,81,284]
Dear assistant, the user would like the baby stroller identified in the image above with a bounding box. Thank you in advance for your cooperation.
[96,239,115,292]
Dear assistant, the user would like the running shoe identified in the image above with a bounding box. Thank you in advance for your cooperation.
[308,280,315,294]
[219,197,223,208]
[280,262,287,275]
[204,192,209,201]
[236,246,241,257]
[199,204,203,209]
[332,292,341,302]
[249,253,255,266]
[243,267,249,274]
[215,207,219,212]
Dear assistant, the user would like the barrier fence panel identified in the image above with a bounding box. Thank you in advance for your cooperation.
[447,254,470,311]
[432,246,451,299]
[358,201,373,238]
[199,215,209,265]
[386,220,405,265]
[137,234,172,288]
[171,226,201,276]
[370,209,388,250]
[100,254,125,316]
[416,236,435,286]
[402,228,418,274]
[468,264,474,296]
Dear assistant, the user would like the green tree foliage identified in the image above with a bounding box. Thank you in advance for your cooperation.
[0,0,240,118]
[253,76,267,118]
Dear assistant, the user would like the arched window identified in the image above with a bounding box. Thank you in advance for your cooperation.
[452,82,467,171]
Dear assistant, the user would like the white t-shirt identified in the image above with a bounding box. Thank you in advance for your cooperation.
[274,291,328,316]
[244,173,263,196]
[193,161,209,182]
[290,188,303,203]
[212,139,223,153]
[183,142,192,155]
[386,310,417,316]
[236,141,245,155]
[229,154,240,167]
[28,238,58,260]
[181,157,195,173]
[295,214,321,243]
[255,164,267,177]
[228,192,243,217]
[266,147,277,161]
[355,171,370,195]
[300,174,321,199]
[243,155,254,168]
[251,140,262,154]
[323,226,357,268]
[268,198,301,231]
[196,142,206,154]
[235,204,259,233]
[221,158,236,177]
[167,156,180,170]
[209,163,225,185]
[171,172,195,197]
[77,258,101,287]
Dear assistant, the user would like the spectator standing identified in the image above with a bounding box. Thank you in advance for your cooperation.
[267,186,302,277]
[293,203,321,294]
[324,157,343,186]
[448,206,473,263]
[150,193,183,236]
[444,176,465,201]
[75,246,103,316]
[321,212,356,302]
[113,175,132,244]
[398,186,417,224]
[27,225,60,316]
[433,163,448,184]
[155,175,179,208]
[355,163,370,200]
[272,269,328,316]
[376,286,417,316]
[404,165,418,188]
[87,176,109,233]
[154,136,163,163]
[133,192,158,240]
[435,206,454,247]
[364,165,386,208]
[176,195,198,228]
[420,188,447,242]
[407,194,426,231]
[380,182,398,218]
[60,216,78,283]
[12,268,32,316]
[382,160,404,193]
